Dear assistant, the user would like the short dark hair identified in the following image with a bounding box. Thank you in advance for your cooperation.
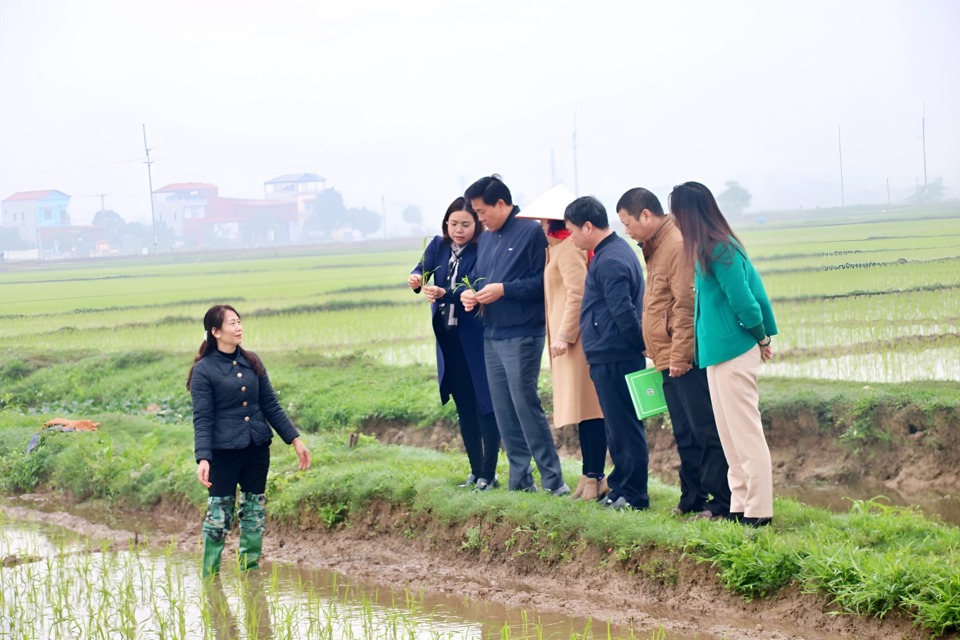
[464,174,512,206]
[547,219,566,234]
[563,196,608,229]
[440,197,481,245]
[616,188,664,219]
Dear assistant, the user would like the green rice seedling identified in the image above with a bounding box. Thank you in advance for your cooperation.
[416,236,441,287]
[453,275,487,315]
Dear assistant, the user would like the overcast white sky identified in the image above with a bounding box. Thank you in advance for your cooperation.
[1,0,957,230]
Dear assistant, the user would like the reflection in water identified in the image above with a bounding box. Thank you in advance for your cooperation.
[205,574,274,640]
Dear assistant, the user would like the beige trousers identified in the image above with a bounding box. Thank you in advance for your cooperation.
[706,345,773,518]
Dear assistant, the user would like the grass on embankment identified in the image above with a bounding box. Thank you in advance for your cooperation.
[4,347,960,436]
[0,349,457,430]
[1,410,958,636]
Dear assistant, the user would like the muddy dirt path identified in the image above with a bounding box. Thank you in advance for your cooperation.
[1,496,940,640]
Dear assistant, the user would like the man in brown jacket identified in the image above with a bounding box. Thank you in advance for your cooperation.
[616,187,731,519]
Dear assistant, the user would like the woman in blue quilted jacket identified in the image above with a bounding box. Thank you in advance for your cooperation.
[187,304,311,576]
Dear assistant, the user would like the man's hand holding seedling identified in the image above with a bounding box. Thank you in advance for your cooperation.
[462,282,504,312]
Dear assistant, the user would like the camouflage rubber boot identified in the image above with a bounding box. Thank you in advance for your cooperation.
[237,492,266,571]
[202,495,235,577]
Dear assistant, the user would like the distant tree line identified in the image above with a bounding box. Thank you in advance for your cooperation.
[907,177,946,204]
[304,188,382,238]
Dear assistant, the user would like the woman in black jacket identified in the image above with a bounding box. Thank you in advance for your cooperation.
[187,304,311,577]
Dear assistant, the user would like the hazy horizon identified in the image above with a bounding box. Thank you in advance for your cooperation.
[2,0,958,233]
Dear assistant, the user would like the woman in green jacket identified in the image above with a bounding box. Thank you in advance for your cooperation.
[669,182,778,527]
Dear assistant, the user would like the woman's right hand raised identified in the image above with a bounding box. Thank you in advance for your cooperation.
[408,274,422,290]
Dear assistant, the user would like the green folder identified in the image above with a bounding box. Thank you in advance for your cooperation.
[624,368,668,420]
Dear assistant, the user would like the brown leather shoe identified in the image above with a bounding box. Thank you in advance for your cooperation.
[580,477,599,501]
[570,475,587,499]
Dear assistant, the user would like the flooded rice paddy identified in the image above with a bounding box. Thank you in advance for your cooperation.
[0,514,706,640]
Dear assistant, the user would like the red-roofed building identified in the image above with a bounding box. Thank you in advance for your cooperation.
[1,189,72,254]
[153,183,220,239]
[153,183,297,248]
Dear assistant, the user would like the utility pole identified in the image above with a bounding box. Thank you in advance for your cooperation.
[922,101,928,193]
[886,178,891,206]
[99,194,107,212]
[142,124,158,254]
[572,113,579,197]
[838,125,845,208]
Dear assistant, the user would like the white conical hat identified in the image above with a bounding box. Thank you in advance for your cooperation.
[516,184,577,221]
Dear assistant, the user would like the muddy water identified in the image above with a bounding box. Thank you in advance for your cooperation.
[648,470,960,525]
[0,515,710,640]
[778,480,960,524]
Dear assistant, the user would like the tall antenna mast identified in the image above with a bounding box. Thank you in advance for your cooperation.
[143,124,158,254]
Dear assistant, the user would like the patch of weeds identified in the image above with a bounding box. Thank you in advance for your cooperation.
[0,436,57,492]
[687,526,801,600]
[461,525,486,552]
[803,544,932,620]
[636,558,680,586]
[317,502,349,529]
[0,359,36,382]
[837,397,895,447]
[904,573,960,637]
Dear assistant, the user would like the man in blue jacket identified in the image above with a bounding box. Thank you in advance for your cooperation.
[565,195,649,510]
[461,175,568,495]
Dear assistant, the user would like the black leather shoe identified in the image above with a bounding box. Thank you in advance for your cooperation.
[741,516,773,527]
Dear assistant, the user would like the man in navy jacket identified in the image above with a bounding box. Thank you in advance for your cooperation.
[565,195,650,510]
[461,175,568,494]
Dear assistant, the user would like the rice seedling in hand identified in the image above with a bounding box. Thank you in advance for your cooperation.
[454,275,487,316]
[414,237,440,289]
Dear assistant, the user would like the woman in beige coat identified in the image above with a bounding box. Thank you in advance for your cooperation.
[521,196,607,500]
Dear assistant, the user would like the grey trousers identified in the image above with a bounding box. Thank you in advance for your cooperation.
[484,335,565,491]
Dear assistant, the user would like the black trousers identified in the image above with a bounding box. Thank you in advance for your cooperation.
[435,317,500,480]
[208,441,271,498]
[588,358,649,508]
[662,366,731,515]
[577,418,607,476]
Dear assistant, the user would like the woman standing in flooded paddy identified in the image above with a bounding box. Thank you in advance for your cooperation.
[187,304,311,577]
